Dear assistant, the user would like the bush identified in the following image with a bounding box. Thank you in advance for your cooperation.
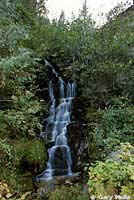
[88,143,134,198]
[0,138,47,193]
[0,94,43,139]
[87,98,134,160]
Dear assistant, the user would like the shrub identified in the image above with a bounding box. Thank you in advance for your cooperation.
[88,143,134,198]
[87,98,134,160]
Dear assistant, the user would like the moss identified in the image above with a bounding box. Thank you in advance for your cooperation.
[14,139,47,173]
[47,184,89,200]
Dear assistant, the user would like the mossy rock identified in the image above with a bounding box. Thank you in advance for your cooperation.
[14,139,47,172]
[47,184,89,200]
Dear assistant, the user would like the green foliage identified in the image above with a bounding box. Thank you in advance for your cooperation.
[0,139,13,164]
[1,0,134,196]
[0,138,47,171]
[0,49,37,97]
[15,139,47,171]
[102,101,134,154]
[64,11,95,63]
[87,97,134,160]
[0,0,48,192]
[96,8,134,63]
[88,143,134,198]
[0,94,43,139]
[0,138,46,193]
[77,7,134,108]
[0,139,19,191]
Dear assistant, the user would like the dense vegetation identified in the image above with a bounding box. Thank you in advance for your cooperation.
[0,0,134,199]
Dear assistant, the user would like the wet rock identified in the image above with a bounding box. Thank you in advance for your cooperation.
[35,172,81,199]
[37,57,89,177]
[67,122,88,171]
[65,180,73,186]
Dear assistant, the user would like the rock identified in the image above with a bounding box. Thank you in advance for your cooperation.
[18,191,31,200]
[35,172,81,187]
[6,193,12,199]
[2,184,8,188]
[0,181,13,199]
[65,180,73,186]
[35,173,81,199]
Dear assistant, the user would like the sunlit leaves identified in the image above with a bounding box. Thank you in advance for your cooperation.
[88,143,134,196]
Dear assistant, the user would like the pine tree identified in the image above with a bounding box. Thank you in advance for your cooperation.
[80,0,88,20]
[58,10,66,25]
[36,0,47,16]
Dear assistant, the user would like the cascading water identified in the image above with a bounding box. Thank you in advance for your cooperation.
[37,60,76,181]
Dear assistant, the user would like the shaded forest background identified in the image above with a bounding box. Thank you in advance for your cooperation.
[1,0,134,199]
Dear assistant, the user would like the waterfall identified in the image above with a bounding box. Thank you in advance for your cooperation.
[37,60,76,181]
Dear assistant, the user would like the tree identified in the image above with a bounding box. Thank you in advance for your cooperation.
[80,0,88,20]
[58,10,66,25]
[36,0,47,16]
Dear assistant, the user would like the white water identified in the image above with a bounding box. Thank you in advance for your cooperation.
[37,60,76,181]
